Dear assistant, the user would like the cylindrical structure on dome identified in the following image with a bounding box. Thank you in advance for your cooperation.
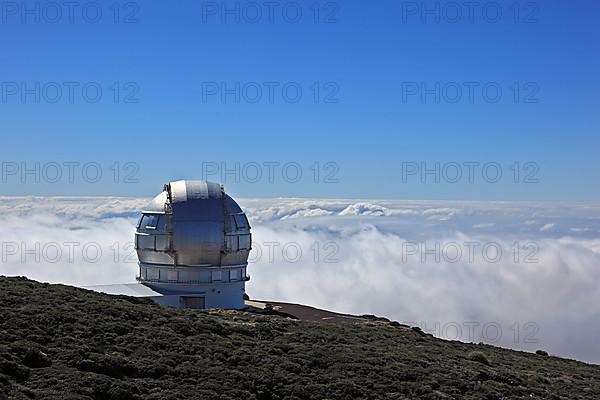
[135,180,251,309]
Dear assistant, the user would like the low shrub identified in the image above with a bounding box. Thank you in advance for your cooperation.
[468,351,490,365]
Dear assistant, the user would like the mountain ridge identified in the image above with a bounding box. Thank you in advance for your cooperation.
[1,276,599,400]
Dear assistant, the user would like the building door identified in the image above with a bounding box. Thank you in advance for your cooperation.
[180,296,206,309]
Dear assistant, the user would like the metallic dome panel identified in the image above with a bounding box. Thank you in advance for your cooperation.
[135,180,251,277]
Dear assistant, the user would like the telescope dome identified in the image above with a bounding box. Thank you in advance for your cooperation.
[134,180,251,308]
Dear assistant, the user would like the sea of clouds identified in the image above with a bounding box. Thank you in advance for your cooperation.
[1,196,600,363]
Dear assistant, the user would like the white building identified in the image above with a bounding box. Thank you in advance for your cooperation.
[88,180,251,309]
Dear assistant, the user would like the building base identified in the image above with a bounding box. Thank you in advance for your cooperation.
[83,282,246,310]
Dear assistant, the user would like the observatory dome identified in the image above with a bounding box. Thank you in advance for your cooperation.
[134,180,251,309]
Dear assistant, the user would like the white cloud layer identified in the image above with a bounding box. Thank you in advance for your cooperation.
[1,196,600,364]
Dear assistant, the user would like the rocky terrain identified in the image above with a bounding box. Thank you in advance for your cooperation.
[1,276,599,399]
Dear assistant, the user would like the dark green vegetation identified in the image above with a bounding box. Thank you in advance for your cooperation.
[1,277,599,400]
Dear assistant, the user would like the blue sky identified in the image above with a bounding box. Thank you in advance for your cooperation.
[0,0,599,200]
